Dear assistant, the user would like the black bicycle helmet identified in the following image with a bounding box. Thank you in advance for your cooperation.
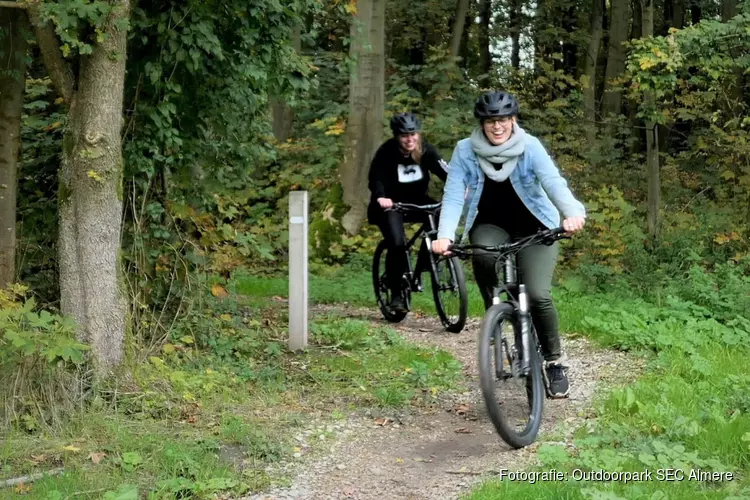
[390,112,421,136]
[473,91,519,120]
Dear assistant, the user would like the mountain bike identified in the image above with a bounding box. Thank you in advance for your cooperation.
[449,227,570,448]
[372,202,468,333]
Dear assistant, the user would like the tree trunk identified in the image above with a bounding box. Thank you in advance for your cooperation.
[690,3,701,25]
[58,0,130,374]
[721,0,737,20]
[270,26,301,142]
[583,0,604,143]
[641,0,660,239]
[631,0,642,38]
[534,0,547,68]
[509,0,521,68]
[450,0,470,59]
[561,7,578,75]
[0,8,27,289]
[478,0,491,85]
[339,0,385,235]
[662,0,673,35]
[672,0,684,28]
[602,0,629,118]
[721,0,742,104]
[459,7,472,69]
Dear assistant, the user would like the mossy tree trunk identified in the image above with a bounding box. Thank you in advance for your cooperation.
[31,0,131,374]
[339,0,385,235]
[0,8,27,289]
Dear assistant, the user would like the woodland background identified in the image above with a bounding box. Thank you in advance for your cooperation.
[0,0,749,498]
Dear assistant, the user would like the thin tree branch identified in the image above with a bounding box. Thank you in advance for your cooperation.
[25,2,75,104]
[0,1,28,9]
[1,468,64,488]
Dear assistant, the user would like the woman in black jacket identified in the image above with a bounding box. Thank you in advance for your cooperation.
[367,112,449,312]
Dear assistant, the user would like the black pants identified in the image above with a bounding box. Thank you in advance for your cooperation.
[373,205,438,294]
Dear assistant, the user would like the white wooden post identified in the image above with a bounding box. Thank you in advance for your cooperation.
[288,191,308,351]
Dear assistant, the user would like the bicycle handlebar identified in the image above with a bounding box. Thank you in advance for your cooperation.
[448,227,569,259]
[385,202,442,213]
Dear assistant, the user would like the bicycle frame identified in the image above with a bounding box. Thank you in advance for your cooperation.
[451,228,569,377]
[386,203,441,291]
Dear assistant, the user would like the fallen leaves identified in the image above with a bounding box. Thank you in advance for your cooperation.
[454,427,472,434]
[454,404,470,415]
[210,283,229,298]
[451,403,477,421]
[88,452,107,465]
[14,482,32,494]
[28,455,48,466]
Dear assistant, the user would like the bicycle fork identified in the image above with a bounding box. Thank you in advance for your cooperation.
[491,256,531,378]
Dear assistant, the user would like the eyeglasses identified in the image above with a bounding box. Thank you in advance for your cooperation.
[484,117,513,126]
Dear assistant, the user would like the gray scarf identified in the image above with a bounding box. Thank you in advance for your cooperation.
[470,123,527,182]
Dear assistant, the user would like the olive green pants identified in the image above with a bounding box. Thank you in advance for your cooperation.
[469,223,561,362]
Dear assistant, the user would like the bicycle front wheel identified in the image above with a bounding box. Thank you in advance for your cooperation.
[478,302,544,448]
[430,254,468,333]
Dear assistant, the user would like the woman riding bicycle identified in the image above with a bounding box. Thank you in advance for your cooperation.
[368,112,450,313]
[431,91,586,398]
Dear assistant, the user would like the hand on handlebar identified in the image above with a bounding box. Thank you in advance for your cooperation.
[562,216,586,234]
[377,197,394,209]
[431,238,453,255]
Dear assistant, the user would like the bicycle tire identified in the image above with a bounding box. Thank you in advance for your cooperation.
[478,302,544,448]
[430,255,468,333]
[372,240,408,323]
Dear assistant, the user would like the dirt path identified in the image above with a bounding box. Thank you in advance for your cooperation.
[242,305,636,500]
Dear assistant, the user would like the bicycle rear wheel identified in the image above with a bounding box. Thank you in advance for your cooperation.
[478,302,544,448]
[430,254,468,333]
[372,240,408,323]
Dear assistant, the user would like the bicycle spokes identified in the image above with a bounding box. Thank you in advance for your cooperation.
[431,257,463,327]
[491,319,535,432]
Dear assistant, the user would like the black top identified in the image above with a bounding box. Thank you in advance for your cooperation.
[474,163,545,237]
[367,139,448,205]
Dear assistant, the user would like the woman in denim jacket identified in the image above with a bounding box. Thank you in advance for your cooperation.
[431,91,586,398]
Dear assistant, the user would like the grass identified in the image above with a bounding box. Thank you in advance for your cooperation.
[7,260,750,498]
[0,274,463,499]
[460,287,750,499]
[231,262,489,319]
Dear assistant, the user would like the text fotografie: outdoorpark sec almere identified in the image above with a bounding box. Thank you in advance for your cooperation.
[497,468,735,484]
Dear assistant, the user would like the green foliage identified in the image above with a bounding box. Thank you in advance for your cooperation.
[469,289,750,499]
[16,77,65,305]
[40,0,125,57]
[0,285,89,430]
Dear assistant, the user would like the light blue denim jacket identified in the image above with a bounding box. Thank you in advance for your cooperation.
[437,135,586,242]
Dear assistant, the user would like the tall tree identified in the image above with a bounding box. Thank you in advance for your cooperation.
[641,0,660,239]
[509,0,521,69]
[478,0,491,85]
[0,7,27,289]
[672,0,685,28]
[270,26,302,142]
[22,0,131,374]
[561,5,578,74]
[583,0,604,142]
[602,0,630,118]
[339,0,385,235]
[721,0,742,103]
[450,0,470,59]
